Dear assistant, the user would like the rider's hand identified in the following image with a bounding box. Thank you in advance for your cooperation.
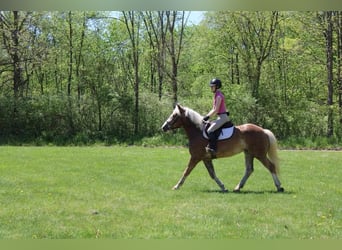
[203,115,210,122]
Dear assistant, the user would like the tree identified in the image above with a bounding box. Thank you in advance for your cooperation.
[122,11,141,136]
[207,11,280,123]
[336,11,342,134]
[165,11,187,106]
[141,11,168,100]
[316,11,342,137]
[0,10,341,144]
[322,11,334,137]
[0,11,31,99]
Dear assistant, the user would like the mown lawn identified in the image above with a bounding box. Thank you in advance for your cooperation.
[0,146,341,239]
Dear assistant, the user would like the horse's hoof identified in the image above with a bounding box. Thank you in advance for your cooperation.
[233,186,241,192]
[221,189,228,193]
[277,187,285,192]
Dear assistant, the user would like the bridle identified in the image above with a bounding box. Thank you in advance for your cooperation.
[162,113,181,131]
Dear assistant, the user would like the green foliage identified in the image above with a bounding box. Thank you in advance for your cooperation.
[280,136,342,150]
[0,11,341,147]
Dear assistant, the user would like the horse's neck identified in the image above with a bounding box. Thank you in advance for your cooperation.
[185,109,203,130]
[183,124,203,142]
[183,114,204,141]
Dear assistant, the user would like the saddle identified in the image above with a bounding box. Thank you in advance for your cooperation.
[203,121,235,141]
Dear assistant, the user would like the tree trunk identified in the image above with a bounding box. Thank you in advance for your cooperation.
[123,11,140,136]
[337,11,342,129]
[11,11,23,100]
[166,11,186,107]
[324,11,334,137]
[67,11,75,136]
[166,11,178,106]
[67,11,73,96]
[76,12,86,101]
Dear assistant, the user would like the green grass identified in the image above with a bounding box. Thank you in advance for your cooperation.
[0,146,341,239]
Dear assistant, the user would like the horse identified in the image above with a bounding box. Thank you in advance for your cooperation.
[161,104,284,193]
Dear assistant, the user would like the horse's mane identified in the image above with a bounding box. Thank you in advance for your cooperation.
[183,107,204,130]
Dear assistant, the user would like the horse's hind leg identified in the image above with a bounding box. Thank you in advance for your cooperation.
[257,156,284,192]
[203,159,227,192]
[234,151,254,192]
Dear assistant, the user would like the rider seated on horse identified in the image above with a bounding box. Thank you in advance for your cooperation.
[203,78,230,158]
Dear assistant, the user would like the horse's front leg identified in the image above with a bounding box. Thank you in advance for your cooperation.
[173,157,200,190]
[203,159,227,192]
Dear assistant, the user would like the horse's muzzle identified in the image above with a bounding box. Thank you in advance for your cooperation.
[161,122,170,132]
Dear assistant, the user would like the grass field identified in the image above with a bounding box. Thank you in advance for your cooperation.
[0,146,341,239]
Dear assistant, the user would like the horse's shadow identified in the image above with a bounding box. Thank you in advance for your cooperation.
[202,189,295,195]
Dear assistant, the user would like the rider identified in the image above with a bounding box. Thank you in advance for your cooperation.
[203,78,230,158]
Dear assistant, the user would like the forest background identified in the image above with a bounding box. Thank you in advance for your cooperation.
[0,11,341,148]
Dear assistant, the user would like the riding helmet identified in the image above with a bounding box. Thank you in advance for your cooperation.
[209,78,222,89]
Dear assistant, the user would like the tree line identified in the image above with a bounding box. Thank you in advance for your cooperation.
[0,11,341,145]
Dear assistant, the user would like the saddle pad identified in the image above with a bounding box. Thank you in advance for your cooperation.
[203,126,235,141]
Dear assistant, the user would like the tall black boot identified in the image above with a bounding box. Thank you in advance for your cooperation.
[206,131,218,158]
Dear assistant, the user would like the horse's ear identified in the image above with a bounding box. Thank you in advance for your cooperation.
[177,104,185,114]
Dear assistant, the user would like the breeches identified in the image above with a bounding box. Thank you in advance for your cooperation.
[207,113,230,133]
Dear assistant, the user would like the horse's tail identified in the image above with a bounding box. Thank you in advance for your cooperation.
[264,129,280,175]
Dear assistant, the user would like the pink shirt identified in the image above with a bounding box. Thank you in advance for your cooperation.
[213,90,227,114]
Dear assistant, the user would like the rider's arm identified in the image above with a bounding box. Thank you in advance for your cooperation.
[205,95,222,118]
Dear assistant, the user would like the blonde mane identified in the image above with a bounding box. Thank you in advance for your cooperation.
[184,107,204,130]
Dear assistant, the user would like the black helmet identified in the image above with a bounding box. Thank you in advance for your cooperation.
[209,78,222,89]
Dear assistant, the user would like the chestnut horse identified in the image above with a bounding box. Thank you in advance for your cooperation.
[162,104,284,193]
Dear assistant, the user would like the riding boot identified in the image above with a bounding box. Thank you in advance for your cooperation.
[206,131,218,159]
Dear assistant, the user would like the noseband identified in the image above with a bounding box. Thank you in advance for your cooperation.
[163,114,180,131]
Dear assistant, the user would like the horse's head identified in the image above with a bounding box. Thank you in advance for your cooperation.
[162,104,186,132]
